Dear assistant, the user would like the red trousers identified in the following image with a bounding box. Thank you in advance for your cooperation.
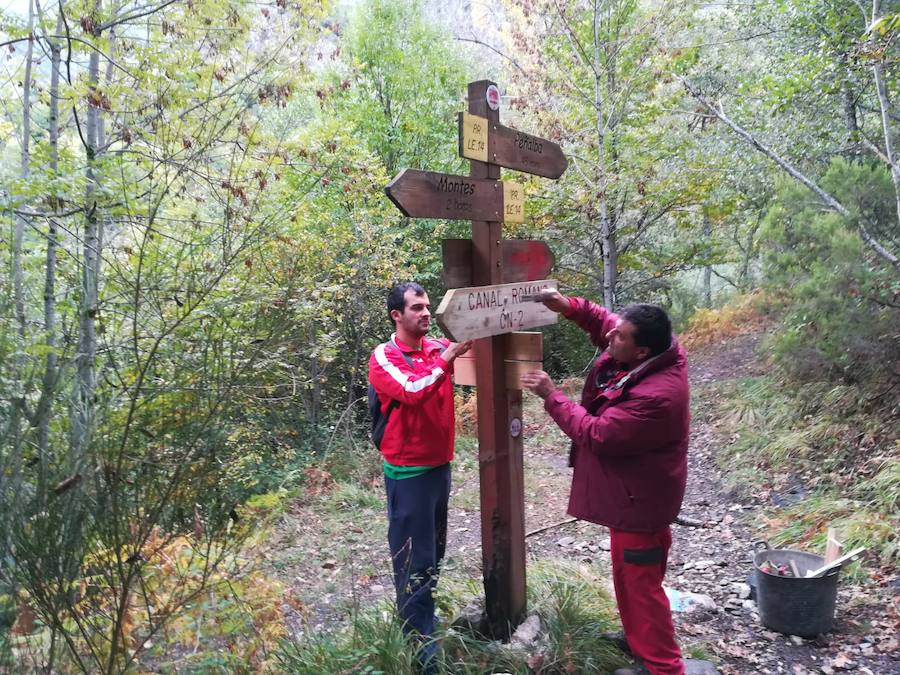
[610,527,684,675]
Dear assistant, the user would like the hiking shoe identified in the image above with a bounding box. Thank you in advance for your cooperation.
[601,630,633,655]
[612,666,649,675]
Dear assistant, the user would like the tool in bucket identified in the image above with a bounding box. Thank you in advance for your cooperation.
[804,546,866,578]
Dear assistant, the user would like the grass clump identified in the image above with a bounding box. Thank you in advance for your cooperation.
[697,371,898,572]
[275,558,629,674]
[276,604,417,674]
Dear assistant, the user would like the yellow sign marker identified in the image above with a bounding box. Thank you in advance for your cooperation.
[503,181,525,223]
[460,112,488,162]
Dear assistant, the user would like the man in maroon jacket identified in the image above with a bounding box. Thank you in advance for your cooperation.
[521,289,689,675]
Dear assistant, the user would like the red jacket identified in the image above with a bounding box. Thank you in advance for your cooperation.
[543,298,689,532]
[368,334,455,466]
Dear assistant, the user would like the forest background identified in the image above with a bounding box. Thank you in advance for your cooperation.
[0,0,897,671]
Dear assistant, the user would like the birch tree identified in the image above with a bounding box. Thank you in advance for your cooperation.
[0,0,329,669]
[504,0,712,308]
[683,0,900,270]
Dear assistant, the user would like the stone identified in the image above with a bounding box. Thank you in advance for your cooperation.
[684,659,719,675]
[664,587,717,613]
[451,600,489,637]
[737,583,752,599]
[790,635,804,646]
[509,614,542,649]
[556,536,575,547]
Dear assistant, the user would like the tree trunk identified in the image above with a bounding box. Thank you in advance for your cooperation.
[9,0,35,485]
[594,0,616,308]
[841,76,859,151]
[70,43,101,472]
[870,0,900,233]
[739,214,761,291]
[35,10,65,475]
[702,212,712,308]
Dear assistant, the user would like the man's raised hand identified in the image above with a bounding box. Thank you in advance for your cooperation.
[520,370,556,399]
[444,340,474,363]
[531,288,571,314]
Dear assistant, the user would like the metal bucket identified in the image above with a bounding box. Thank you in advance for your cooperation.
[753,542,839,637]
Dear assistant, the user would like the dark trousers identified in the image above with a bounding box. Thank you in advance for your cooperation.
[384,463,451,642]
[610,526,684,675]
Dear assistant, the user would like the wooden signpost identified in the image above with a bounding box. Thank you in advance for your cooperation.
[435,279,558,342]
[441,239,555,288]
[385,169,524,223]
[459,112,568,179]
[384,80,567,639]
[453,332,543,389]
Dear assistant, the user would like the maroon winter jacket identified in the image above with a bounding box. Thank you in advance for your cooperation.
[543,297,689,532]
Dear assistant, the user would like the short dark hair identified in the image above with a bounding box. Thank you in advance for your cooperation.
[386,282,426,321]
[621,304,672,357]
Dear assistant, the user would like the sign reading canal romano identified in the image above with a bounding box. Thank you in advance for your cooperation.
[435,279,559,342]
[385,168,525,223]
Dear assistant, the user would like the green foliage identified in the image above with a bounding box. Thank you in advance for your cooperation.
[316,0,472,290]
[522,560,626,673]
[860,458,900,515]
[337,0,470,176]
[327,482,384,512]
[760,160,899,382]
[541,318,602,379]
[503,0,719,305]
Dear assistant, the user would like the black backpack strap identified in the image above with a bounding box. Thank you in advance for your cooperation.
[371,346,414,448]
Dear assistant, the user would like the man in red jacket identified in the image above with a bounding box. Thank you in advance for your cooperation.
[521,289,689,675]
[368,282,472,672]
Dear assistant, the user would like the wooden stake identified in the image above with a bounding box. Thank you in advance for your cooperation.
[825,527,842,565]
[468,80,526,639]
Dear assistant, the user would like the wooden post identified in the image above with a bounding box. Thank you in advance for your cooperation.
[467,80,526,638]
[384,79,566,639]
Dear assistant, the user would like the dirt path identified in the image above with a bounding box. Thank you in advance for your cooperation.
[669,333,899,674]
[270,331,900,673]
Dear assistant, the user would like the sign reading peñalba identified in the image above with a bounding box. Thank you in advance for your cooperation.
[435,279,559,342]
[385,168,524,223]
[458,112,568,179]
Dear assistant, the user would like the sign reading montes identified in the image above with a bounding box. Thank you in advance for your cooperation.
[385,168,524,223]
[435,279,559,342]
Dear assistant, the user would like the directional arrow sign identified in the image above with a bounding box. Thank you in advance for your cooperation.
[435,279,558,342]
[442,239,555,288]
[459,113,568,179]
[385,168,524,223]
